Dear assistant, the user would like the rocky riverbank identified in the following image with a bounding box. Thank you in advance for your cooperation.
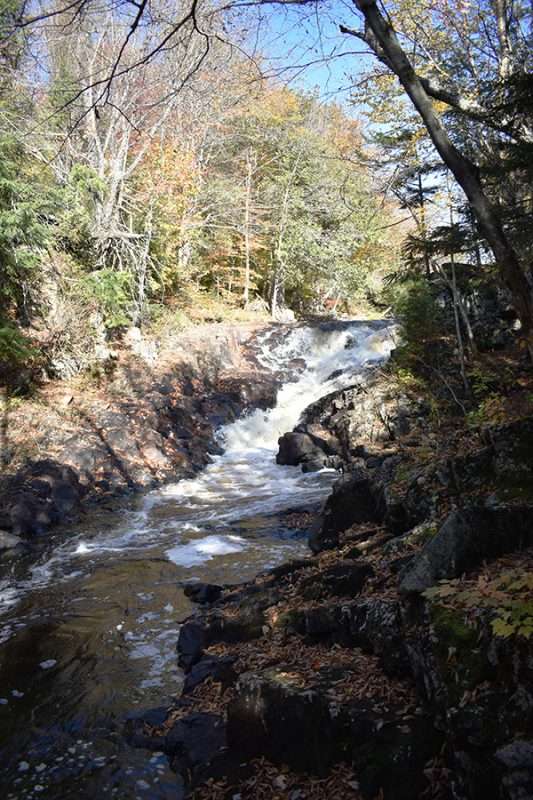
[0,322,282,543]
[128,357,533,800]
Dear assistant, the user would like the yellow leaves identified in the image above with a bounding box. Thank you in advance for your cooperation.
[425,567,533,641]
[244,85,303,128]
[431,100,449,117]
[491,618,516,638]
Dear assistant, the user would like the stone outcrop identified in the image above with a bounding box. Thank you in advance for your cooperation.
[0,322,281,537]
[400,503,533,594]
[152,371,533,799]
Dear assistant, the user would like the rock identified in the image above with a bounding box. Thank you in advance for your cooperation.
[166,712,226,771]
[227,666,441,795]
[226,667,341,774]
[277,602,341,639]
[299,561,374,601]
[51,481,80,515]
[342,598,409,676]
[299,459,322,473]
[177,590,279,671]
[177,621,208,670]
[495,740,533,800]
[399,504,533,594]
[0,530,23,550]
[183,582,223,604]
[288,357,306,371]
[496,740,533,770]
[312,469,381,553]
[276,432,324,468]
[182,655,237,694]
[264,558,311,580]
[9,501,38,536]
[350,711,442,800]
[273,308,296,323]
[3,460,83,536]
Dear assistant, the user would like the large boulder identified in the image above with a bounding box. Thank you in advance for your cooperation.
[310,469,381,553]
[5,459,83,536]
[399,504,533,595]
[276,431,324,467]
[227,666,440,798]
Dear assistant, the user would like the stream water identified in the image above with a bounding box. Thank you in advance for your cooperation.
[0,320,395,799]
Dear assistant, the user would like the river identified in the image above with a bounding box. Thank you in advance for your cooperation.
[0,320,394,799]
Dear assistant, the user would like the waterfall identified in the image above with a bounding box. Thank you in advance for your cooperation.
[0,319,397,799]
[0,320,396,610]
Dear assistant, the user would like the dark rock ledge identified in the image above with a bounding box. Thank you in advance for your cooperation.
[127,371,533,799]
[0,323,281,540]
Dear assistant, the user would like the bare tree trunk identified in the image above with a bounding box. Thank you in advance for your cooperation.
[243,148,254,305]
[494,0,513,79]
[270,154,301,318]
[417,170,431,279]
[134,204,153,327]
[349,0,533,350]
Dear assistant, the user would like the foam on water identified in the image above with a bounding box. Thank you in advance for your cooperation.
[166,534,246,567]
[0,320,396,615]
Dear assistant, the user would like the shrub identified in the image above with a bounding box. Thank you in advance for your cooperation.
[392,278,443,353]
[0,323,40,388]
[80,269,134,331]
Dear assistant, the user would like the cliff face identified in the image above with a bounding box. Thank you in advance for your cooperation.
[0,322,279,540]
[130,366,533,800]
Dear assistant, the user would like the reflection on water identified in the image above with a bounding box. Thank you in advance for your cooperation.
[0,321,395,798]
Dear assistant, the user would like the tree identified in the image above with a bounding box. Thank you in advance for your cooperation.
[342,0,533,352]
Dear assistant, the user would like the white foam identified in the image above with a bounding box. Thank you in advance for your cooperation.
[166,534,246,567]
[0,321,396,613]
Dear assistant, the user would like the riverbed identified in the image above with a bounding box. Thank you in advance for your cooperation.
[0,320,394,799]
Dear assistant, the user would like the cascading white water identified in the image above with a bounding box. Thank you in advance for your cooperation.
[158,321,396,563]
[0,320,397,799]
[0,321,396,613]
[224,322,395,450]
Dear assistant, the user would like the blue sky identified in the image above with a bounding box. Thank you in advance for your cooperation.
[238,1,374,111]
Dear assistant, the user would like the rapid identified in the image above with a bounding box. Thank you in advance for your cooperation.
[0,320,395,799]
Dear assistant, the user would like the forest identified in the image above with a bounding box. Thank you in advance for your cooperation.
[0,0,406,388]
[1,2,533,800]
[0,0,531,396]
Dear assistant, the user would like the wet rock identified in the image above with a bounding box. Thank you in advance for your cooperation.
[301,458,326,473]
[288,357,306,372]
[276,432,324,467]
[166,712,226,772]
[183,582,223,605]
[399,504,533,594]
[124,706,170,750]
[177,621,208,670]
